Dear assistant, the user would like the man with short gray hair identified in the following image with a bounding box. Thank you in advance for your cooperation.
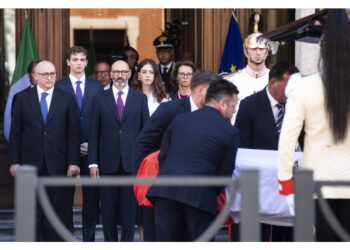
[88,59,149,241]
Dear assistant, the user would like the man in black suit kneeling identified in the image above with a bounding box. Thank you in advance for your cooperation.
[147,79,239,241]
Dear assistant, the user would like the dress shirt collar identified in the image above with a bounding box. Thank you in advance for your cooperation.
[189,95,199,112]
[69,74,86,85]
[112,83,129,97]
[37,85,54,97]
[245,65,268,78]
[266,87,279,108]
[160,61,174,71]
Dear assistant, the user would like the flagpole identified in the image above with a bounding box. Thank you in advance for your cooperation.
[232,9,238,23]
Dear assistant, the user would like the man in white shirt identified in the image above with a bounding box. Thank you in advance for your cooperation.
[234,62,300,242]
[8,60,80,241]
[55,46,102,241]
[88,60,149,241]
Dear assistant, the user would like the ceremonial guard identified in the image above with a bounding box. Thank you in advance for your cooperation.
[224,13,270,121]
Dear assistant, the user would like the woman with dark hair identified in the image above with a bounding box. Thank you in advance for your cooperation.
[278,9,350,241]
[169,61,198,100]
[131,58,169,116]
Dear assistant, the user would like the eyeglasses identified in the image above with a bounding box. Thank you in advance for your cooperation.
[95,70,110,75]
[111,70,129,75]
[36,72,56,79]
[178,73,193,78]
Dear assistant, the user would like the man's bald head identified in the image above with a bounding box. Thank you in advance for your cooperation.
[110,60,131,90]
[36,60,55,72]
[35,60,56,91]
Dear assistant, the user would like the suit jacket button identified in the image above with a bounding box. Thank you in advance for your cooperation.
[119,130,122,134]
[44,131,47,135]
[80,116,83,120]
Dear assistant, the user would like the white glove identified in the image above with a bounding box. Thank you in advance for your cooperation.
[285,194,295,216]
[80,142,88,156]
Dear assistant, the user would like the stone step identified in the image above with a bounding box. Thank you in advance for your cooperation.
[0,209,230,242]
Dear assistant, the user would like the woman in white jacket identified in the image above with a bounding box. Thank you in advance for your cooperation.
[278,9,350,241]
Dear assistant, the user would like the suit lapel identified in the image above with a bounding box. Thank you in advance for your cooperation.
[122,88,137,121]
[259,89,279,139]
[182,97,191,112]
[46,88,60,125]
[29,87,45,124]
[105,88,120,123]
[63,77,80,110]
[81,78,91,111]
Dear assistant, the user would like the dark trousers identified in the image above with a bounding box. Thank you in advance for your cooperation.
[154,197,215,241]
[80,156,100,242]
[36,163,74,241]
[100,166,137,242]
[143,206,157,241]
[316,199,350,241]
[230,223,293,242]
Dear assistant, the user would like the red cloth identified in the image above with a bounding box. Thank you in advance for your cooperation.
[278,178,294,195]
[134,150,160,208]
[133,149,234,225]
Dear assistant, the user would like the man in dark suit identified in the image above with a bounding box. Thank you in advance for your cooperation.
[55,46,102,241]
[147,79,239,241]
[89,59,149,241]
[153,34,176,93]
[132,70,218,241]
[234,62,299,241]
[8,60,80,241]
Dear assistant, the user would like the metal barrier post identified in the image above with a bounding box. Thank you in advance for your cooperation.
[15,165,37,241]
[294,168,314,241]
[240,169,260,241]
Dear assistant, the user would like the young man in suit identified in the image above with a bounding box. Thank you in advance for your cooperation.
[147,79,239,241]
[153,34,176,93]
[55,46,102,241]
[89,59,149,241]
[234,62,299,241]
[8,60,80,241]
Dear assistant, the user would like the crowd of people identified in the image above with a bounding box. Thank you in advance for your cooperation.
[4,8,350,242]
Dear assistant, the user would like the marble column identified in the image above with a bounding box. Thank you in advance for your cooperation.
[295,9,320,76]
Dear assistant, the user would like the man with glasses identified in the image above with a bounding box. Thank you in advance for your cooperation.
[56,46,102,241]
[8,60,80,241]
[89,59,149,241]
[94,60,112,90]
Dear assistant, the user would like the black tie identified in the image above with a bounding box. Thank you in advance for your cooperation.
[162,67,168,75]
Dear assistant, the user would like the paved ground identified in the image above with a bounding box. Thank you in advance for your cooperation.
[0,209,230,242]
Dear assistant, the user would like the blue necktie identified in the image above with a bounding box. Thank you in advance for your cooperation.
[40,92,49,122]
[76,80,83,110]
[276,103,285,133]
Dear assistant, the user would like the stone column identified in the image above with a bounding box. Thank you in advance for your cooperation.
[295,9,320,75]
